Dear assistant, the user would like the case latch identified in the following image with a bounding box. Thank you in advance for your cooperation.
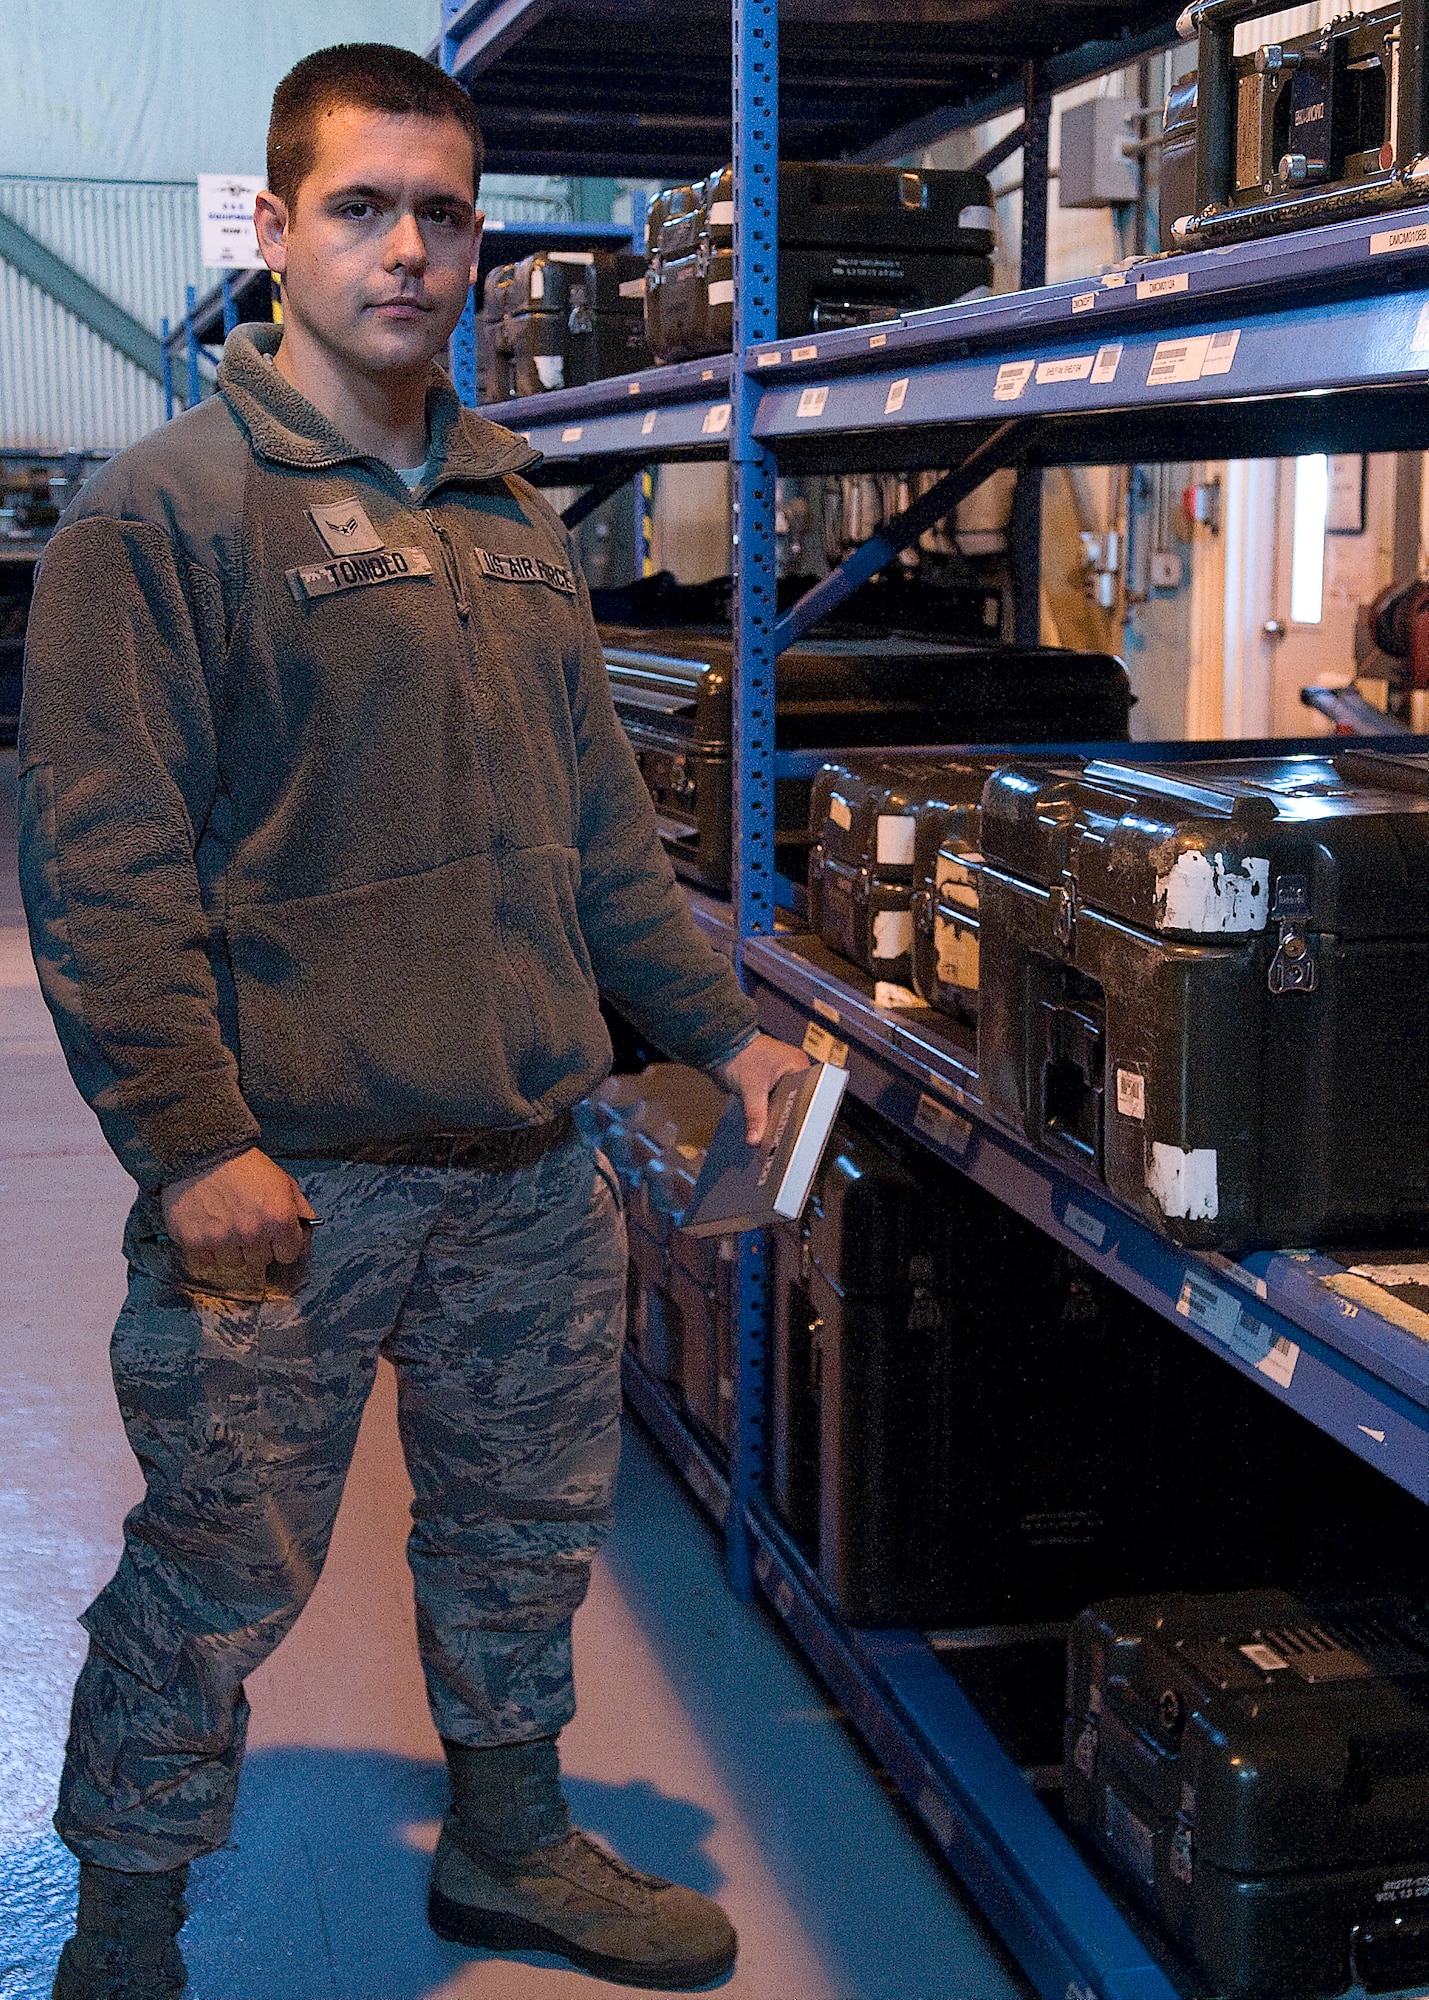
[1267,873,1319,994]
[1052,872,1078,948]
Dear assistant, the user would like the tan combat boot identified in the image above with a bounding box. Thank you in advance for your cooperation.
[428,1736,737,1990]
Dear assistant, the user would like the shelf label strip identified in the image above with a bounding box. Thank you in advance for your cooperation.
[1177,1269,1300,1385]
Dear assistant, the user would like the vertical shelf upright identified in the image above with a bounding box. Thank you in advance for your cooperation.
[726,0,780,1595]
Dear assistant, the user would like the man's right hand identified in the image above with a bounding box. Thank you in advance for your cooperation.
[161,1147,317,1284]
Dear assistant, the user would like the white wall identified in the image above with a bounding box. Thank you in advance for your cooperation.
[0,0,441,183]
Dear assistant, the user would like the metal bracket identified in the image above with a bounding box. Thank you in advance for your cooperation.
[1267,873,1319,993]
[773,420,1032,653]
[559,462,642,529]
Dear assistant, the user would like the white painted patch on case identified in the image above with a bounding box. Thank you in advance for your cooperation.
[934,913,979,989]
[1147,1143,1219,1221]
[706,278,735,306]
[1035,353,1095,385]
[1154,850,1269,933]
[534,354,565,389]
[828,795,852,831]
[958,204,994,231]
[872,910,914,959]
[618,276,647,299]
[876,814,916,865]
[993,359,1036,401]
[1116,1069,1146,1120]
[873,980,921,1008]
[529,262,545,300]
[1349,1261,1429,1287]
[796,385,829,418]
[935,854,980,908]
[707,201,735,228]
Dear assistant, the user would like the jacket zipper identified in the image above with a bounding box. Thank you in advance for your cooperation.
[425,508,470,622]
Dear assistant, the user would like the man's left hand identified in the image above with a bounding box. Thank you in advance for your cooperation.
[716,1032,811,1145]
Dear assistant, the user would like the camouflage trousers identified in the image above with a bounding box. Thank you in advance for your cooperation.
[56,1136,627,1872]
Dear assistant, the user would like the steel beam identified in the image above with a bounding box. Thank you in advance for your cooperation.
[0,208,164,382]
[559,461,639,528]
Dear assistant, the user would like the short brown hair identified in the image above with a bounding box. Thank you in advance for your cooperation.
[267,43,484,211]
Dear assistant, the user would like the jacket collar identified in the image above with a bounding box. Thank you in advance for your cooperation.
[217,322,541,484]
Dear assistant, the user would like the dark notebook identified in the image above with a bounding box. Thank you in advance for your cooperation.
[680,1062,849,1237]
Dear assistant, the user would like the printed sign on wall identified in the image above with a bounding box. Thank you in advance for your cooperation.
[198,174,266,270]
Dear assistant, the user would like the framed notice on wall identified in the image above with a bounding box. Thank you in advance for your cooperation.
[1326,454,1366,534]
[198,174,266,270]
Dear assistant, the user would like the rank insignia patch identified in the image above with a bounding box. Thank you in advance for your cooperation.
[307,497,386,557]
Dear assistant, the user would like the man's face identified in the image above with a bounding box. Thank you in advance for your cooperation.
[255,106,481,379]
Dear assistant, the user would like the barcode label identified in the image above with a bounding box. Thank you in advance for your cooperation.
[914,1093,973,1155]
[812,996,840,1025]
[993,360,1036,401]
[1091,344,1123,384]
[561,426,583,442]
[1177,1270,1297,1382]
[796,385,829,418]
[1072,291,1096,315]
[884,377,909,414]
[1200,328,1241,375]
[641,411,657,435]
[802,1021,849,1068]
[791,343,818,362]
[702,403,731,434]
[1065,1203,1107,1249]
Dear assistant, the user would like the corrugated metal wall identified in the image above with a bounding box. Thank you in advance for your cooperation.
[0,178,204,451]
[0,174,578,453]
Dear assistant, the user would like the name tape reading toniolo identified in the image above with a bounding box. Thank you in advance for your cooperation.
[287,547,434,603]
[473,547,578,595]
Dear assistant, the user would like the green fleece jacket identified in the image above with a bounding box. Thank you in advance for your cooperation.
[17,323,756,1191]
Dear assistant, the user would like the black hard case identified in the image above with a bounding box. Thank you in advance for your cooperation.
[1065,1590,1429,2000]
[644,162,995,363]
[604,634,1132,897]
[806,756,993,987]
[583,1065,738,1449]
[977,751,1429,1250]
[479,250,650,401]
[768,1107,1285,1627]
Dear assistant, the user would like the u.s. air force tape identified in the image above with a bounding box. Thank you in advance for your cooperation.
[286,547,434,603]
[473,546,577,595]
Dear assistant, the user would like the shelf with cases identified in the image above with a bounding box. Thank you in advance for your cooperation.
[622,1342,1185,2000]
[494,212,1429,490]
[438,8,1429,1997]
[431,0,1181,180]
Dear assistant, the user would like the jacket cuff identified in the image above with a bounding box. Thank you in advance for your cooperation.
[700,1023,761,1076]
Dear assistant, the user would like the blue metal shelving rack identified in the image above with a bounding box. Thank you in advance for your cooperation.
[438,6,1429,1996]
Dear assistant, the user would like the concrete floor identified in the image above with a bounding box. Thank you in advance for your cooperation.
[0,747,1029,2000]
